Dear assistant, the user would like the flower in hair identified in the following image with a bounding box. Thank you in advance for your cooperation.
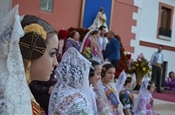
[24,23,47,39]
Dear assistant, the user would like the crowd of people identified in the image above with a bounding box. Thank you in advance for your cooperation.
[0,5,173,115]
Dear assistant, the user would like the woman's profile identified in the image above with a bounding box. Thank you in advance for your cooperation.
[0,5,58,114]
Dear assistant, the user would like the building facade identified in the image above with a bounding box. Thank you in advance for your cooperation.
[132,0,175,80]
[0,0,12,21]
[1,0,174,77]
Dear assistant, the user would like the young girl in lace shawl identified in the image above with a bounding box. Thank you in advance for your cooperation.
[0,5,58,115]
[89,60,113,115]
[101,63,124,115]
[134,79,156,115]
[119,75,134,115]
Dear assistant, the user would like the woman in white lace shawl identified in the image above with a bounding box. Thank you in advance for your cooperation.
[0,5,58,115]
[134,78,156,115]
[88,60,113,115]
[101,63,126,115]
[49,47,94,115]
[80,29,104,64]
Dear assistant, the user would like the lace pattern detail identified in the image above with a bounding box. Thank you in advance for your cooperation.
[49,83,90,115]
[49,47,93,115]
[94,81,113,115]
[134,77,152,114]
[0,5,32,115]
[55,47,91,90]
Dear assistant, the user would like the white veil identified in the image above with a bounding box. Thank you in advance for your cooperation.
[79,29,95,53]
[134,76,151,115]
[49,47,93,115]
[115,70,127,93]
[55,47,91,92]
[80,29,103,63]
[0,5,32,115]
[94,80,113,115]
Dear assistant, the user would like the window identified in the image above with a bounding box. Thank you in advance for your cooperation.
[159,7,172,37]
[157,3,174,40]
[40,0,53,12]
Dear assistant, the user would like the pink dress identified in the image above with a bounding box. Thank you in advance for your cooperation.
[135,95,156,115]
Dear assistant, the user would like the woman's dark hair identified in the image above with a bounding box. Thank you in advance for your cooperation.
[98,25,106,31]
[101,63,115,77]
[124,76,132,86]
[20,15,57,60]
[89,60,100,78]
[147,81,154,90]
[169,71,174,76]
[90,30,99,35]
[159,45,164,49]
[70,30,79,38]
[21,15,57,36]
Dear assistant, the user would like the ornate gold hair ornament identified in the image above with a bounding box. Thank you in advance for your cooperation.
[24,23,47,39]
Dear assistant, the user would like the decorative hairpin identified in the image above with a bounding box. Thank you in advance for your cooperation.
[24,23,47,39]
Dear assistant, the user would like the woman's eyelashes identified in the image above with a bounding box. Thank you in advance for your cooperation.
[50,51,57,57]
[50,48,58,57]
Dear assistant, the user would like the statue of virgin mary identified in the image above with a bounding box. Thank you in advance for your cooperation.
[89,7,108,31]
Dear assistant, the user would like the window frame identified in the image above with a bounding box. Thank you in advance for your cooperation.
[40,0,53,13]
[157,2,174,41]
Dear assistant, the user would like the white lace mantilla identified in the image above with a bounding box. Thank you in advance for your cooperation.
[0,5,32,115]
[49,47,93,115]
[49,83,91,115]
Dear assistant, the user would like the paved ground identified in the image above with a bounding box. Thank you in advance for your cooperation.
[134,94,175,115]
[154,98,175,115]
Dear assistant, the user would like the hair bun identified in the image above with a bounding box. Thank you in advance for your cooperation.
[19,32,46,60]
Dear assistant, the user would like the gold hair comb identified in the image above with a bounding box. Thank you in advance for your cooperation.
[24,23,47,39]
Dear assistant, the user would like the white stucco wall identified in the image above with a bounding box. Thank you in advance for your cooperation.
[0,0,12,21]
[132,0,175,76]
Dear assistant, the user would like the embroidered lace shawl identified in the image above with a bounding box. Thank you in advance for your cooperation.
[0,5,32,115]
[49,47,93,115]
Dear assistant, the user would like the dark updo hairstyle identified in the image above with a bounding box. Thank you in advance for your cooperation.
[101,63,115,77]
[89,60,100,78]
[19,15,57,60]
[70,30,79,38]
[147,81,154,90]
[124,75,132,86]
[90,30,99,35]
